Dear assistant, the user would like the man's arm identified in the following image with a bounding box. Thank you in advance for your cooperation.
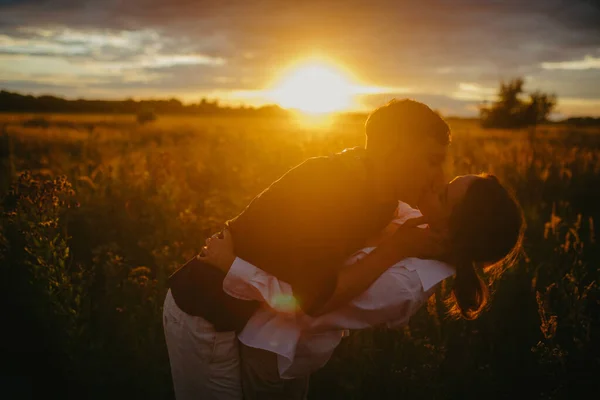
[206,217,441,317]
[220,251,422,330]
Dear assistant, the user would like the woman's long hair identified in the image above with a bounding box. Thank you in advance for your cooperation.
[445,174,525,320]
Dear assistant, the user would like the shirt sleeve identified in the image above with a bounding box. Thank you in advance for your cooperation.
[223,255,428,330]
[305,263,425,332]
[223,257,297,315]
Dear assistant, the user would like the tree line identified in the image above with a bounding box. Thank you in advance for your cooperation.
[0,90,289,117]
[2,83,599,127]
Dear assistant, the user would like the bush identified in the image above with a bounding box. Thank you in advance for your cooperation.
[22,117,51,128]
[480,78,556,129]
[137,111,157,124]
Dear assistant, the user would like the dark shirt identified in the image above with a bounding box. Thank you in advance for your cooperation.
[168,147,398,332]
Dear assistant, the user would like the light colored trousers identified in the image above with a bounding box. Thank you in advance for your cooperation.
[163,289,309,400]
[163,289,242,400]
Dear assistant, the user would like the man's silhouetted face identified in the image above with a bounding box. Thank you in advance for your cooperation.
[378,135,448,207]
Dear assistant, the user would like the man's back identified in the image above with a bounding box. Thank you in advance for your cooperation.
[168,147,398,331]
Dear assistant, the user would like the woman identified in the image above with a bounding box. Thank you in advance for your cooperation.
[163,173,524,397]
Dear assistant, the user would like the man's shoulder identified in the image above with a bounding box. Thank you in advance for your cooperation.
[270,147,365,187]
[287,154,332,176]
[227,147,367,227]
[293,146,366,177]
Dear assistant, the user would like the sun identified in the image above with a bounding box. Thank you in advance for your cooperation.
[268,63,356,114]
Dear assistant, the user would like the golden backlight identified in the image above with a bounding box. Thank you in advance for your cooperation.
[268,63,356,114]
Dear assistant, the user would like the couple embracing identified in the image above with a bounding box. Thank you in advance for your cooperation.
[163,99,524,399]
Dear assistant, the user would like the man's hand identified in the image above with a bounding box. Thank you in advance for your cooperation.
[197,228,236,273]
[378,216,448,262]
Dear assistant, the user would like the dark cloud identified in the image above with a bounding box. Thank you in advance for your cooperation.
[0,79,77,92]
[0,49,88,57]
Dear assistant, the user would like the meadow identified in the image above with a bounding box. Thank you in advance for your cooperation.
[1,112,599,399]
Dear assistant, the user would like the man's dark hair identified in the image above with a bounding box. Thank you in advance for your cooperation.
[365,99,451,154]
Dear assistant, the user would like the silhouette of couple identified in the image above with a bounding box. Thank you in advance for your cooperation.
[163,99,524,400]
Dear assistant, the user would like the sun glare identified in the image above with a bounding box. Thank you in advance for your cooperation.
[268,63,356,114]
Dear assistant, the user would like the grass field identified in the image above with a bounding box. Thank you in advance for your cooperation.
[1,113,599,399]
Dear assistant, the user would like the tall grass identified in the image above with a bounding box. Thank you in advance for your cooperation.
[1,114,599,399]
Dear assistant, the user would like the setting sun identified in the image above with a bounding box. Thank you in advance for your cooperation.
[268,63,356,114]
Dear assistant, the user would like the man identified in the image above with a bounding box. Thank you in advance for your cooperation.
[165,98,451,399]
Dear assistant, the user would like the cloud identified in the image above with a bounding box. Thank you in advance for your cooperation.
[541,55,600,70]
[0,25,228,96]
[451,83,497,101]
[0,33,89,56]
[0,79,77,93]
[0,27,224,65]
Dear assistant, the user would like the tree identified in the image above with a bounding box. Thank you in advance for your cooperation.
[479,78,556,128]
[526,91,557,126]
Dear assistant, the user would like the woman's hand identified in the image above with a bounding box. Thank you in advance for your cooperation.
[197,228,236,273]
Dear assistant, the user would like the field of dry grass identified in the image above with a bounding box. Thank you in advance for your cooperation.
[1,112,599,399]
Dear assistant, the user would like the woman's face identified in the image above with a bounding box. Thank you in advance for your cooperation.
[418,174,481,230]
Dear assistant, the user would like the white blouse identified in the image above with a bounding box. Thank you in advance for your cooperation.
[222,202,455,378]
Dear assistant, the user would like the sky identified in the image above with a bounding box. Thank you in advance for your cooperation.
[0,0,599,117]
